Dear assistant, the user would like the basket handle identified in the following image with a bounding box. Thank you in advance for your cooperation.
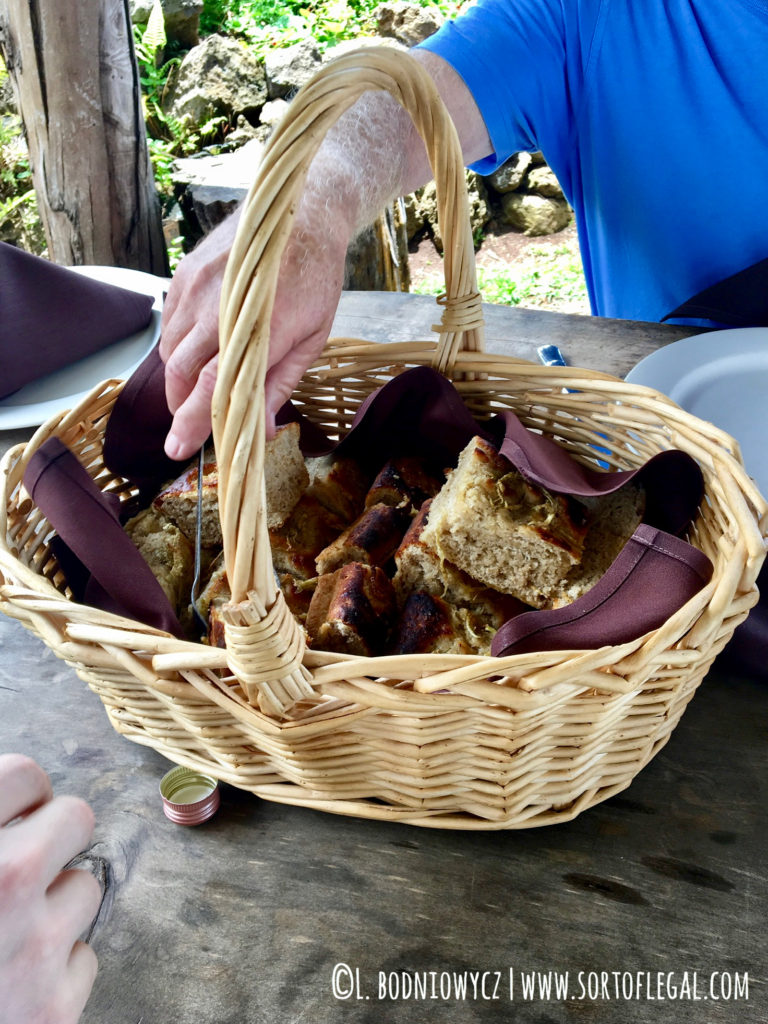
[212,47,484,714]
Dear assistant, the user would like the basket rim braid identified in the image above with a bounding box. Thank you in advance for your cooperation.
[1,48,766,829]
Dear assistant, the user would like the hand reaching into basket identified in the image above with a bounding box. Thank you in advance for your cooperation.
[159,196,351,461]
[0,754,101,1024]
[159,50,492,462]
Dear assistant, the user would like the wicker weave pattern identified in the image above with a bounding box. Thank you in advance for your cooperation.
[1,49,766,828]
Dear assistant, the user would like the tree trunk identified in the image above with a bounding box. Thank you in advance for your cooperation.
[0,0,167,273]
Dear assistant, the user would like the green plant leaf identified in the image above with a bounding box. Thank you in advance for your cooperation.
[144,0,167,56]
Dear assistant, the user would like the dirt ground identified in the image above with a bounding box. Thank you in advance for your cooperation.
[407,220,590,314]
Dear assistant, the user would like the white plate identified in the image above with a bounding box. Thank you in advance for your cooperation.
[0,265,168,431]
[625,327,768,496]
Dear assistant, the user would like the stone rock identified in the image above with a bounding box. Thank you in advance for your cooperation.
[402,192,425,240]
[485,152,533,194]
[259,98,290,128]
[220,114,261,152]
[374,2,444,46]
[417,171,491,252]
[173,137,265,192]
[165,35,267,127]
[129,0,203,48]
[188,184,245,236]
[264,40,322,100]
[500,192,572,236]
[526,165,565,200]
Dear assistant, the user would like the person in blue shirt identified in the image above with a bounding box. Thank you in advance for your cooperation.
[159,0,768,461]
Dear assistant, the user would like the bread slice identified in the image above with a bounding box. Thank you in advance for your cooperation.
[269,494,346,580]
[153,459,221,548]
[304,454,369,524]
[551,483,646,606]
[264,421,309,529]
[393,498,525,636]
[305,562,397,657]
[315,501,411,575]
[124,506,194,615]
[365,455,445,512]
[420,436,588,608]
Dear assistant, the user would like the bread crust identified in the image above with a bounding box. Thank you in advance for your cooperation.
[420,436,588,608]
[315,502,410,575]
[306,562,397,657]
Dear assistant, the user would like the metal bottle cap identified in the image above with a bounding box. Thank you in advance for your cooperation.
[159,766,220,825]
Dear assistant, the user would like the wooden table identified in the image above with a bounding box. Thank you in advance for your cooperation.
[1,295,763,1024]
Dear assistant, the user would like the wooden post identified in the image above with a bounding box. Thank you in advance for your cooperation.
[0,0,167,272]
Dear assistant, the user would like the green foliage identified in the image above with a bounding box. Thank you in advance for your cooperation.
[133,11,226,208]
[199,0,452,57]
[413,245,588,312]
[0,64,45,253]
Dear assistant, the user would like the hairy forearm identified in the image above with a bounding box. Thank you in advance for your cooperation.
[159,49,492,456]
[291,50,492,244]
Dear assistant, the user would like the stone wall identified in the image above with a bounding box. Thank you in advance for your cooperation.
[165,3,573,257]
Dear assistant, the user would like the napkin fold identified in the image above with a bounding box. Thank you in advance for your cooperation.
[662,255,768,327]
[0,242,154,398]
[491,525,713,657]
[23,436,183,636]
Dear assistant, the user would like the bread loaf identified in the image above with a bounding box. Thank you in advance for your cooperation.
[269,494,346,580]
[304,454,369,523]
[315,502,411,575]
[420,436,588,608]
[264,422,309,529]
[394,499,525,644]
[391,591,473,655]
[153,459,221,548]
[124,506,194,615]
[365,456,445,512]
[552,483,646,606]
[305,562,397,657]
[153,422,307,545]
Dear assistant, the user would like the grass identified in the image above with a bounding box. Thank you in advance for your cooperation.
[412,243,589,313]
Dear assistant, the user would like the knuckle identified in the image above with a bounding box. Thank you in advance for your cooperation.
[0,753,51,796]
[56,796,95,841]
[196,357,219,398]
[0,842,45,901]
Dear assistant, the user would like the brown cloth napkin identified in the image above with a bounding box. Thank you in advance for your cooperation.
[0,242,154,399]
[23,436,182,636]
[25,359,714,657]
[491,525,713,657]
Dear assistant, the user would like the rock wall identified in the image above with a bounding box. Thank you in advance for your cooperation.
[166,4,573,260]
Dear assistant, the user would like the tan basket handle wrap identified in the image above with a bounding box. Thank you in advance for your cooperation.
[213,48,484,636]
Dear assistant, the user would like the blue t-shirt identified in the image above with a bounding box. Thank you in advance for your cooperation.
[418,0,768,324]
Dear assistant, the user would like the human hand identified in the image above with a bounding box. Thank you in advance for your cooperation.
[159,200,350,463]
[0,754,101,1024]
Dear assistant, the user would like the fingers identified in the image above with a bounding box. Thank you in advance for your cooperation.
[162,317,220,416]
[164,354,219,461]
[0,753,53,827]
[49,941,100,1024]
[9,795,95,892]
[47,866,103,942]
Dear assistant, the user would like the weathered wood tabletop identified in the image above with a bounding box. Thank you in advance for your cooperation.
[1,294,763,1024]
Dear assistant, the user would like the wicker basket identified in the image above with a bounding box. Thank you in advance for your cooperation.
[1,49,766,829]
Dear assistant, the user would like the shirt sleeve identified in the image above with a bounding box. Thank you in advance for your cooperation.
[417,0,577,176]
